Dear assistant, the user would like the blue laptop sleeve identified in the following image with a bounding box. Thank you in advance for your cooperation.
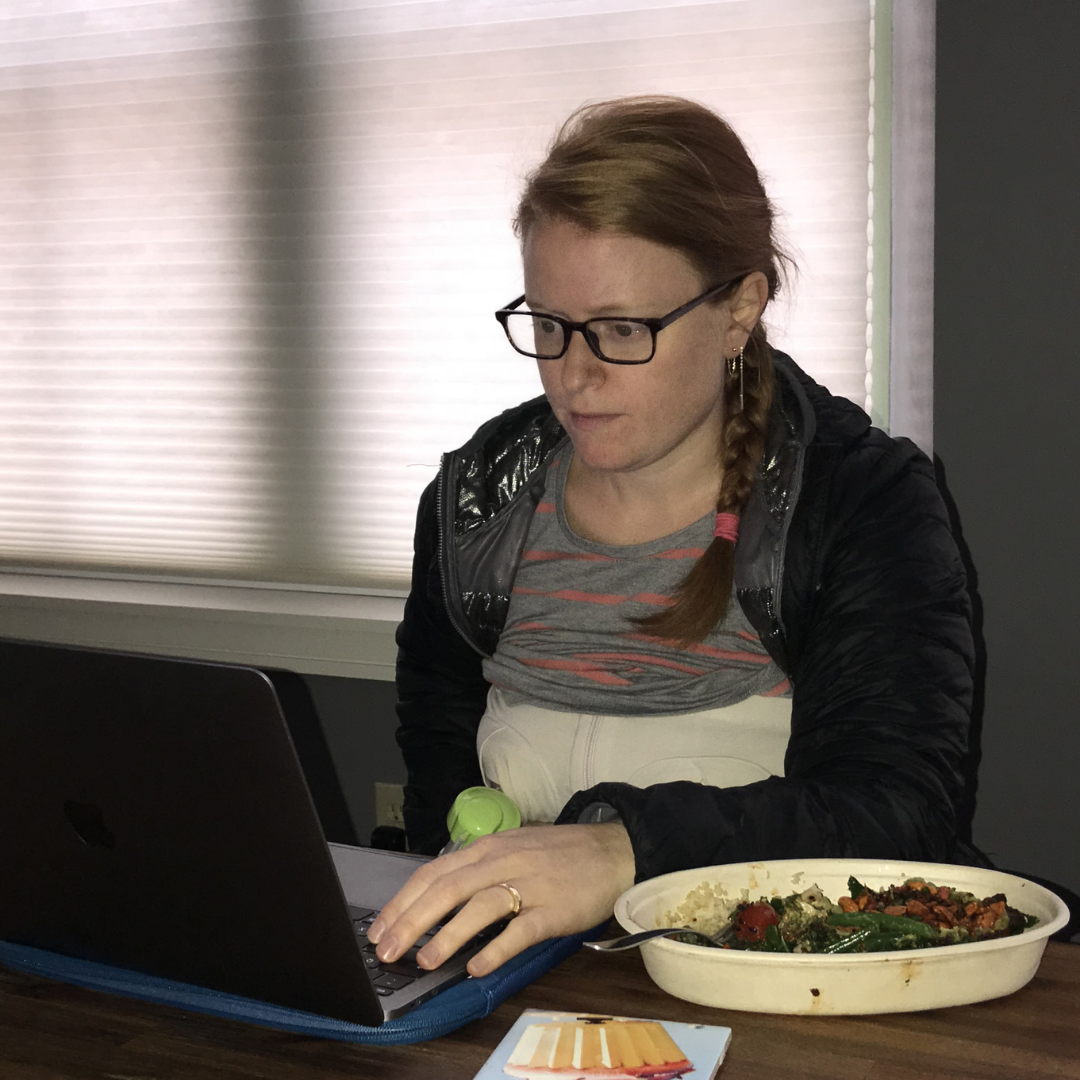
[0,924,604,1045]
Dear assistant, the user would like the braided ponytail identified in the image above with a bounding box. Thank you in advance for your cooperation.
[515,95,790,643]
[631,325,774,642]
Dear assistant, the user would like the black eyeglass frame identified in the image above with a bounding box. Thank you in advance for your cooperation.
[494,276,744,365]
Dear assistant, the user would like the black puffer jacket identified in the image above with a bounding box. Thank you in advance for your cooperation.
[395,353,984,880]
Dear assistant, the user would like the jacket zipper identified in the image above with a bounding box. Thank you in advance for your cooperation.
[436,455,486,657]
[769,440,805,644]
[769,367,815,650]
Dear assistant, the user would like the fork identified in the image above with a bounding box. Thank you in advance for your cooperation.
[583,926,726,952]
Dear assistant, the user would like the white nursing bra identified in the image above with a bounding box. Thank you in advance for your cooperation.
[477,686,792,825]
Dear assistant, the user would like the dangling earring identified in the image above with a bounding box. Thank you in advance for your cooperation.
[727,346,745,412]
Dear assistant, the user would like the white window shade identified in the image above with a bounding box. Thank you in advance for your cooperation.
[1,2,276,574]
[313,0,880,588]
[1,0,884,604]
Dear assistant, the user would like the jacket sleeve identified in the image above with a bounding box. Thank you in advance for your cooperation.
[557,435,983,881]
[395,477,488,855]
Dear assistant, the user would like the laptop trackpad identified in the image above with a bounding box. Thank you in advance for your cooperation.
[328,843,431,909]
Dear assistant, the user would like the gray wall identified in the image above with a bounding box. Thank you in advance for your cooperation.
[304,674,403,846]
[305,1,1080,900]
[935,0,1080,895]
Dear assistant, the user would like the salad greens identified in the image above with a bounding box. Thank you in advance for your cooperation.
[673,876,1037,954]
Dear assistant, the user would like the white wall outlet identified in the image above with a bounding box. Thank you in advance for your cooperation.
[374,782,406,830]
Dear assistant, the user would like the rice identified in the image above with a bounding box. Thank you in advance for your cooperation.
[656,881,747,937]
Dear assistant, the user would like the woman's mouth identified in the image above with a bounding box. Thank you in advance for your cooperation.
[568,411,619,431]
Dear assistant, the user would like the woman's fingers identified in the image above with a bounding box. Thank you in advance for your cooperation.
[368,850,467,943]
[372,872,469,962]
[466,908,550,977]
[415,882,523,970]
[370,835,504,943]
[372,840,517,962]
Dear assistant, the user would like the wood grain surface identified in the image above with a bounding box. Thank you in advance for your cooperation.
[3,941,1079,1080]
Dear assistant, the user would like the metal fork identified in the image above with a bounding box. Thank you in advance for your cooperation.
[583,926,726,952]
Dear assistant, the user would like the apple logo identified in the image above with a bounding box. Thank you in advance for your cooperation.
[63,800,116,849]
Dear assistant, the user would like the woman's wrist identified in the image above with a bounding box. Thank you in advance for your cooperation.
[592,820,637,895]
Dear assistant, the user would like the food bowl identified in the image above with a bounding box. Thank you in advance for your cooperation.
[613,859,1069,1015]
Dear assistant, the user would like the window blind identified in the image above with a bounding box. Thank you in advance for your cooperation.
[0,2,273,574]
[1,0,880,593]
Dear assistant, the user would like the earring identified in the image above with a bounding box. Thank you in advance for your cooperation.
[728,346,745,412]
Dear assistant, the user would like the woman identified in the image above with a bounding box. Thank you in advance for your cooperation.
[368,97,978,978]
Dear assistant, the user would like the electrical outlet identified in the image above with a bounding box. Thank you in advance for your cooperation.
[374,782,406,830]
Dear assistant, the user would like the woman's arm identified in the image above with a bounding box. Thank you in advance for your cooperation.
[395,478,489,855]
[556,434,982,879]
[388,476,638,973]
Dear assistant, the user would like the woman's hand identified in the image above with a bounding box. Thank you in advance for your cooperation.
[367,822,635,976]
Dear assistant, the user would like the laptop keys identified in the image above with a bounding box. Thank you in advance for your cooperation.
[373,971,415,991]
[348,905,377,936]
[380,955,425,979]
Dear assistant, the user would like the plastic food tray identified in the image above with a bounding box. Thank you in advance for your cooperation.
[613,859,1069,1015]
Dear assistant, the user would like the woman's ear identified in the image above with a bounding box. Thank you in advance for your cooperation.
[727,271,770,348]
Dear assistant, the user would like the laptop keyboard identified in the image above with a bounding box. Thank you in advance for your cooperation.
[348,905,500,998]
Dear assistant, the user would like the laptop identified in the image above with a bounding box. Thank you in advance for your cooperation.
[0,637,500,1026]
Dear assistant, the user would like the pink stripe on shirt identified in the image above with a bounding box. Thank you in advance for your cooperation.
[512,586,629,605]
[624,632,772,663]
[522,549,614,562]
[517,656,632,686]
[577,651,708,677]
[761,678,791,697]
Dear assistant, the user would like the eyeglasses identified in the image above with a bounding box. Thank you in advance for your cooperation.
[494,277,742,365]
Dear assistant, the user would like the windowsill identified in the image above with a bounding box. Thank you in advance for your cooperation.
[0,572,406,682]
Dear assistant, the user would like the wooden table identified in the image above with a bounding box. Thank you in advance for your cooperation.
[4,941,1079,1080]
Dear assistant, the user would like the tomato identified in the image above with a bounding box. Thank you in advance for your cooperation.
[733,902,780,943]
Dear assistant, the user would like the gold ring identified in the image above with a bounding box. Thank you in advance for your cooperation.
[494,882,522,916]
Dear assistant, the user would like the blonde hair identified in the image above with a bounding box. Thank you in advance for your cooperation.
[515,96,787,642]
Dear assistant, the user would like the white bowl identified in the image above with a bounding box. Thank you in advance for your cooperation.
[613,859,1070,1015]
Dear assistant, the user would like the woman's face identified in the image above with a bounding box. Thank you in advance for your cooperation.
[522,218,749,479]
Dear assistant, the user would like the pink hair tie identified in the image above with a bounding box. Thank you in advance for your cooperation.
[713,512,740,544]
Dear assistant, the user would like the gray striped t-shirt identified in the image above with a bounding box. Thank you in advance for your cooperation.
[482,451,791,716]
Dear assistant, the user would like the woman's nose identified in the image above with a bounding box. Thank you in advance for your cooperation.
[557,328,607,393]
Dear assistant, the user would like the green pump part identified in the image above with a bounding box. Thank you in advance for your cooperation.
[441,787,522,854]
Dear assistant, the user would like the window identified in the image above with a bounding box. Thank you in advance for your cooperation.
[0,0,931,678]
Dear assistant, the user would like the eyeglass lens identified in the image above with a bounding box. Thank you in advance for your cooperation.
[503,313,653,362]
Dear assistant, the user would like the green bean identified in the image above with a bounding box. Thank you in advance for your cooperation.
[763,924,789,953]
[827,911,938,940]
[861,932,924,952]
[823,928,874,953]
[825,928,927,953]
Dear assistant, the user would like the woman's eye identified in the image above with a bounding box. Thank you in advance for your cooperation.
[537,319,558,335]
[607,321,644,338]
